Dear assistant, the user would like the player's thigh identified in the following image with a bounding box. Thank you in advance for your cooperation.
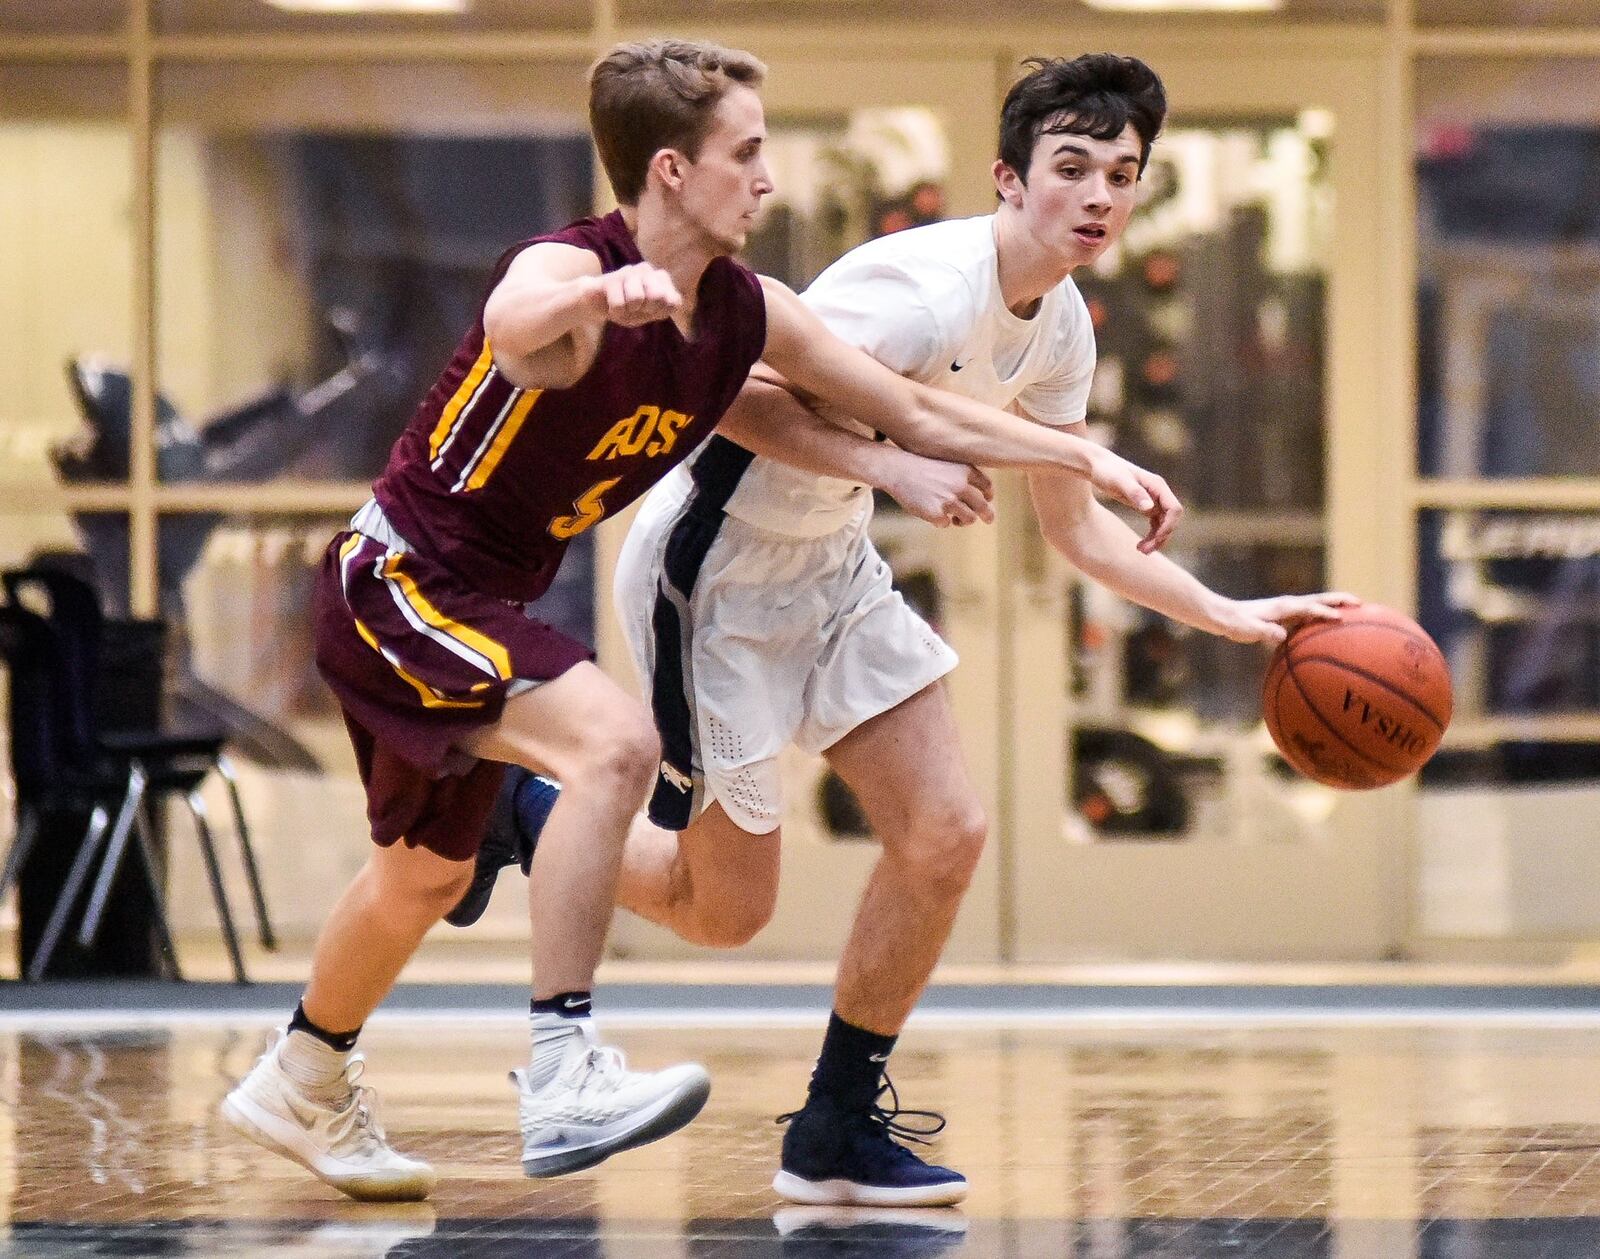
[677,800,781,922]
[458,661,659,785]
[822,681,986,860]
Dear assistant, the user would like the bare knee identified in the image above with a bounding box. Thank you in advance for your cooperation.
[368,846,473,916]
[660,809,780,949]
[568,716,660,797]
[682,889,776,949]
[893,798,988,902]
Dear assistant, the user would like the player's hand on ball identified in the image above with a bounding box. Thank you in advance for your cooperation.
[592,262,683,327]
[1084,447,1182,552]
[882,451,994,527]
[1214,591,1362,644]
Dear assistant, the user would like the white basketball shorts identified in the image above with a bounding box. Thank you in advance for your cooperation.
[614,474,958,837]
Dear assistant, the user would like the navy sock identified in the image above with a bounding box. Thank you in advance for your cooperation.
[511,773,559,872]
[531,990,592,1019]
[287,1001,360,1053]
[808,1011,896,1112]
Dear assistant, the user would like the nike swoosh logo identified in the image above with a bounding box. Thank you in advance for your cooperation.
[868,1052,890,1063]
[563,997,589,1009]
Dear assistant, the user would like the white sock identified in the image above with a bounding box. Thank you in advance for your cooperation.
[528,1013,592,1093]
[278,1028,353,1100]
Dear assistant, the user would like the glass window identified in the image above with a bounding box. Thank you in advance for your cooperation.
[153,60,593,484]
[745,107,950,290]
[1417,60,1600,479]
[0,512,99,577]
[1419,509,1600,724]
[0,1,126,35]
[0,62,131,489]
[156,0,588,35]
[1076,115,1333,512]
[1064,541,1330,844]
[1419,0,1600,25]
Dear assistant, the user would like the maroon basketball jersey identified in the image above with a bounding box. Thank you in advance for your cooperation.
[374,211,767,602]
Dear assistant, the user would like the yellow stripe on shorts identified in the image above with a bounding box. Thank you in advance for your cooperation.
[351,617,484,711]
[380,554,514,680]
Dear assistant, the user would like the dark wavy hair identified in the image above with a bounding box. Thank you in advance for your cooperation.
[998,53,1167,181]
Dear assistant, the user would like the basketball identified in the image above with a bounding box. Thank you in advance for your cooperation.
[1263,603,1453,790]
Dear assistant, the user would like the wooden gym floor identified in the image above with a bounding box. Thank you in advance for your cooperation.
[5,1006,1600,1256]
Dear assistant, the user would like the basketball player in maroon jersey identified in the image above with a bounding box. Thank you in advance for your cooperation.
[220,38,1182,1201]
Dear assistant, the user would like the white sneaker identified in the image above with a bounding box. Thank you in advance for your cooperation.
[513,1022,710,1178]
[220,1034,436,1202]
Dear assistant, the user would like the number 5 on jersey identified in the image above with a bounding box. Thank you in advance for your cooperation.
[549,477,622,540]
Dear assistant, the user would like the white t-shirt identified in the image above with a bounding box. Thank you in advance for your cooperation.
[712,213,1098,538]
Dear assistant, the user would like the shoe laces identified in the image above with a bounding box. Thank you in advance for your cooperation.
[777,1073,947,1146]
[323,1056,389,1153]
[553,1040,628,1098]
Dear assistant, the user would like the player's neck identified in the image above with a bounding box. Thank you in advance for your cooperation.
[619,202,718,329]
[992,208,1073,319]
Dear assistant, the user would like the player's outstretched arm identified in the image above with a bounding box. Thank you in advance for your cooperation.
[757,276,1178,545]
[484,244,682,390]
[716,374,994,526]
[1031,461,1358,643]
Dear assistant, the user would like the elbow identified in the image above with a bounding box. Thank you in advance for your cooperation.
[1040,523,1078,567]
[494,355,543,392]
[1042,519,1097,573]
[481,300,520,360]
[483,304,548,382]
[496,351,570,392]
[482,311,526,373]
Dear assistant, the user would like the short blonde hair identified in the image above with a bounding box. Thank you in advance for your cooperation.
[588,38,767,205]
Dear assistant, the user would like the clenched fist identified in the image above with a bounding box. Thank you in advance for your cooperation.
[590,262,683,328]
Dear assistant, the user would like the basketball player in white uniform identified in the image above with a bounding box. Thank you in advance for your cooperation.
[498,52,1354,1207]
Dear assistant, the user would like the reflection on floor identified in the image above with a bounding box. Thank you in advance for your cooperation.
[5,1018,1600,1256]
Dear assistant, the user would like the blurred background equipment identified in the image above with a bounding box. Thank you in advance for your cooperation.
[0,565,274,981]
[55,310,398,773]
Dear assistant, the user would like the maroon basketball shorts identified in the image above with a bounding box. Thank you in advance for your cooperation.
[313,529,592,861]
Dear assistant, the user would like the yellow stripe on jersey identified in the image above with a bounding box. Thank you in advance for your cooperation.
[351,617,484,711]
[464,388,542,491]
[380,554,514,680]
[428,342,495,462]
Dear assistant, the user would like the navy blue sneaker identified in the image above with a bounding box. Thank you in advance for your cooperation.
[773,1079,968,1207]
[443,769,559,927]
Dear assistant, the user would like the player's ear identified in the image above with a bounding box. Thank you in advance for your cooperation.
[649,147,687,192]
[993,158,1025,208]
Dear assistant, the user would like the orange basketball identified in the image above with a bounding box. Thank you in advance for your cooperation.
[1262,603,1453,790]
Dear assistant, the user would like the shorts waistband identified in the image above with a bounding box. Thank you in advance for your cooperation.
[351,498,413,554]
